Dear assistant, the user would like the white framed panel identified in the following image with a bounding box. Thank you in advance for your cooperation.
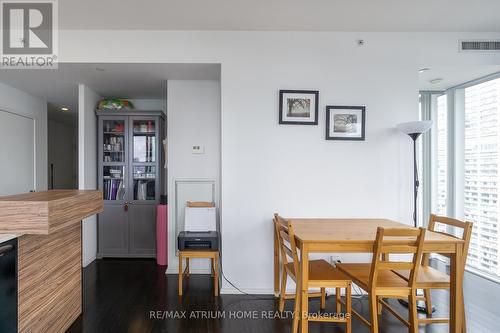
[0,109,35,195]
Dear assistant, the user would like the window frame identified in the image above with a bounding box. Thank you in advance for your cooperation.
[421,71,500,285]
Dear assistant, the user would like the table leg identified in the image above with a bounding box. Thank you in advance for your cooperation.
[450,243,464,333]
[274,223,280,297]
[300,243,309,333]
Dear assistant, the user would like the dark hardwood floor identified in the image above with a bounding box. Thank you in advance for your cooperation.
[67,259,493,333]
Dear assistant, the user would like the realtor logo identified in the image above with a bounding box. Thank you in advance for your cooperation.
[1,0,58,68]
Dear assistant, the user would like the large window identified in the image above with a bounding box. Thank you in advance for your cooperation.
[463,78,500,278]
[424,74,500,282]
[434,94,449,233]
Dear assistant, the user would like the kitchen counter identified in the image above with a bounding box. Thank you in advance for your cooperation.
[0,190,103,333]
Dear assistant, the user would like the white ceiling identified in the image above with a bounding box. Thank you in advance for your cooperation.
[59,0,500,32]
[0,63,220,122]
[418,66,500,91]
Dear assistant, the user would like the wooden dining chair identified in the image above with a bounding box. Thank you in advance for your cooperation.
[274,214,352,333]
[274,214,325,311]
[393,214,472,331]
[336,227,426,333]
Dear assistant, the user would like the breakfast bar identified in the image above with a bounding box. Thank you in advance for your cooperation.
[0,190,103,333]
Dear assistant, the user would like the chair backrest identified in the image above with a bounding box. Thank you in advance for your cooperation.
[424,214,473,266]
[369,227,426,290]
[274,214,299,276]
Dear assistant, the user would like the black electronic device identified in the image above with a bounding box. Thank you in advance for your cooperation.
[178,231,219,251]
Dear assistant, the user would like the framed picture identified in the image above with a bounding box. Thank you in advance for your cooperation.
[279,90,319,125]
[326,105,365,140]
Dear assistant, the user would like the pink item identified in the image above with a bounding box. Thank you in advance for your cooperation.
[156,204,168,266]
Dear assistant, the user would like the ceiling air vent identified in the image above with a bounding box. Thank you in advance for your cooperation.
[460,40,500,51]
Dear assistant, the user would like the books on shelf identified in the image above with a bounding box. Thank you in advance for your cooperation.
[104,179,125,200]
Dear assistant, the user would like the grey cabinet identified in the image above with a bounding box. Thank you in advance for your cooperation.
[129,203,157,254]
[98,204,128,255]
[96,110,165,258]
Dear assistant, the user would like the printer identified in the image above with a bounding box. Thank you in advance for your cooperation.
[178,231,218,250]
[178,201,219,251]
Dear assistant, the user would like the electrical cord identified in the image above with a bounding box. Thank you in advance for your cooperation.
[218,238,276,301]
[218,246,367,308]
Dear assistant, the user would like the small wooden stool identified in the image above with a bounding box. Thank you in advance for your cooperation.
[178,250,220,296]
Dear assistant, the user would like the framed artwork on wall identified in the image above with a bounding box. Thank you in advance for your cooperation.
[326,105,365,140]
[279,90,319,125]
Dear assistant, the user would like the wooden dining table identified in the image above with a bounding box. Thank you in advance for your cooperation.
[273,218,464,333]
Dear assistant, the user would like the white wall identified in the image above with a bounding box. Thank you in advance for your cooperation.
[60,30,500,293]
[166,80,221,273]
[0,82,47,192]
[78,84,102,267]
[128,99,166,112]
[48,119,78,189]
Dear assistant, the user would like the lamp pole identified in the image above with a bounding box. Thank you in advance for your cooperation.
[410,133,420,228]
[397,120,434,313]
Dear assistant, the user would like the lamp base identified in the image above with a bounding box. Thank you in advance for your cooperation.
[397,298,436,313]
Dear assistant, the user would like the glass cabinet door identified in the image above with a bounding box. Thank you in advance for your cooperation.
[102,119,126,163]
[131,118,158,201]
[101,117,127,202]
[133,166,156,201]
[132,119,156,163]
[103,165,126,201]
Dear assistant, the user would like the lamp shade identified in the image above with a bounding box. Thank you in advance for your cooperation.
[397,120,433,135]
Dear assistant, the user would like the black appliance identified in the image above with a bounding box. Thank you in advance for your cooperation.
[0,238,17,333]
[178,231,219,250]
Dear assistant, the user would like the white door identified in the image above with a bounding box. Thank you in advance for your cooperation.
[0,110,35,195]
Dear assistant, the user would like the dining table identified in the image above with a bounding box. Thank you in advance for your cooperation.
[273,218,464,333]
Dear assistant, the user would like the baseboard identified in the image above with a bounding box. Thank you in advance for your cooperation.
[165,266,211,275]
[220,286,367,296]
[220,286,275,295]
[82,255,96,268]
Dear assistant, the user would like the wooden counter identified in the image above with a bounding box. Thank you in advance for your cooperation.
[0,190,103,333]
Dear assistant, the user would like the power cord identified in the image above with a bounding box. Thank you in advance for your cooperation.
[218,238,275,301]
[218,248,367,306]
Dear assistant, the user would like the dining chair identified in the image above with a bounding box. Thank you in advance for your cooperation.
[274,214,352,333]
[336,227,426,333]
[393,214,472,332]
[274,214,325,311]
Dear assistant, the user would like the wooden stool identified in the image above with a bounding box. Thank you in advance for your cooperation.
[178,250,220,296]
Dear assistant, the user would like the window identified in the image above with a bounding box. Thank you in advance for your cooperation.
[434,94,448,233]
[463,78,500,278]
[423,74,500,282]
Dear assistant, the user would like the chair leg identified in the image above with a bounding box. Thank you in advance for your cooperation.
[346,284,352,333]
[369,294,379,333]
[213,253,219,297]
[377,296,383,315]
[292,281,300,333]
[278,270,287,312]
[408,293,419,333]
[186,258,190,276]
[462,301,467,333]
[424,289,433,316]
[178,255,183,296]
[336,287,341,313]
[320,288,326,310]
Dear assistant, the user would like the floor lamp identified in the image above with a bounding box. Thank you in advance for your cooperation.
[397,120,434,312]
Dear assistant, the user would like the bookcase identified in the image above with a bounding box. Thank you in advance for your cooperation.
[96,110,166,257]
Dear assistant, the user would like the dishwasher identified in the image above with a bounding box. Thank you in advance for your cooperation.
[0,238,17,333]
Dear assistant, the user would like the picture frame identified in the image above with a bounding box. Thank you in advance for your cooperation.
[279,90,319,125]
[326,105,365,141]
